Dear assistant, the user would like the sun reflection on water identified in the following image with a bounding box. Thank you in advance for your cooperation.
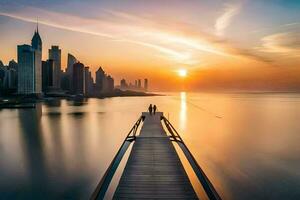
[180,92,187,131]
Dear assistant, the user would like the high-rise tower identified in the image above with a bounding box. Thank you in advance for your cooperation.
[49,46,61,89]
[31,23,42,52]
[18,24,42,94]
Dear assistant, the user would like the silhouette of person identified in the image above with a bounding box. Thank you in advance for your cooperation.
[153,105,157,115]
[148,104,153,115]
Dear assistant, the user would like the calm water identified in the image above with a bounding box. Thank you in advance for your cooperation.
[0,93,300,200]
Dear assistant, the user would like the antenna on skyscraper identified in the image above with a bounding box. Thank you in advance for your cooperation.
[36,17,39,33]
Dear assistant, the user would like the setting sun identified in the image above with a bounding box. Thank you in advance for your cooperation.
[178,69,187,77]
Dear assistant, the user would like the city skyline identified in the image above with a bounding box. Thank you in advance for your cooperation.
[0,0,300,91]
[0,26,149,96]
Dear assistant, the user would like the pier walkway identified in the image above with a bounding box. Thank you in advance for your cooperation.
[91,112,221,200]
[113,112,198,199]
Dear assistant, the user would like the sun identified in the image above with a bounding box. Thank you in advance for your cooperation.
[178,69,187,77]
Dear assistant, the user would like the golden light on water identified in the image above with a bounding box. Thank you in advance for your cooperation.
[179,92,187,131]
[178,69,187,77]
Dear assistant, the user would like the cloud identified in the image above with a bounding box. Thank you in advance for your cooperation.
[0,11,114,38]
[258,32,300,56]
[0,5,270,66]
[251,22,300,34]
[215,3,241,36]
[0,7,227,64]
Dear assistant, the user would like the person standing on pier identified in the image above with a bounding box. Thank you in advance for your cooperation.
[153,105,157,115]
[148,104,153,115]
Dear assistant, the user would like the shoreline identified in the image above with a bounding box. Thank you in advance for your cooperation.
[0,89,160,109]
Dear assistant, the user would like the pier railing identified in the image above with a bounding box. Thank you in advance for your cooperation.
[90,116,144,200]
[161,116,222,200]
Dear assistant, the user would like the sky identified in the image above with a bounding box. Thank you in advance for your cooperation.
[0,0,300,91]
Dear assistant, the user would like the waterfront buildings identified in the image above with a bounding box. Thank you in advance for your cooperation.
[120,79,128,90]
[96,67,105,93]
[84,67,94,96]
[42,59,54,92]
[0,60,18,93]
[0,27,135,97]
[17,27,42,95]
[66,53,77,91]
[119,78,149,91]
[144,79,148,91]
[95,67,114,94]
[17,45,38,94]
[72,62,84,95]
[48,46,61,89]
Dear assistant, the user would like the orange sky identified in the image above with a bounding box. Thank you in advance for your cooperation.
[0,0,300,91]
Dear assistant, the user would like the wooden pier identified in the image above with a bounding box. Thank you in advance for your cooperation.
[113,112,198,199]
[91,112,221,200]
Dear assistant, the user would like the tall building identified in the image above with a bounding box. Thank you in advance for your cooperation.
[31,26,42,94]
[4,68,17,90]
[135,80,138,88]
[72,62,84,95]
[31,26,42,52]
[17,45,37,94]
[120,79,128,90]
[95,67,105,93]
[18,26,42,95]
[42,59,54,92]
[138,79,141,88]
[144,79,148,91]
[48,46,61,89]
[84,67,94,96]
[0,66,5,92]
[60,71,69,91]
[8,60,18,71]
[106,75,114,92]
[66,53,77,91]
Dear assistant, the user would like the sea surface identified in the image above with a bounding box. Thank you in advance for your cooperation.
[0,92,299,200]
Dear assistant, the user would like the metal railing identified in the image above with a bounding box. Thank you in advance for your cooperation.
[90,116,144,200]
[161,116,222,200]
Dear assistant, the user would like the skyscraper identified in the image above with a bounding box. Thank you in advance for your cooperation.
[144,78,148,91]
[120,79,128,90]
[95,67,105,93]
[72,62,84,95]
[135,80,138,88]
[17,45,37,94]
[8,60,18,71]
[106,75,114,92]
[31,26,42,52]
[49,46,61,89]
[84,66,94,96]
[42,59,54,92]
[138,79,141,88]
[31,26,42,94]
[67,53,77,91]
[17,25,43,95]
[3,68,17,90]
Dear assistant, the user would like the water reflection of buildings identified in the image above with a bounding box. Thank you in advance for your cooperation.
[16,102,93,198]
[18,104,47,192]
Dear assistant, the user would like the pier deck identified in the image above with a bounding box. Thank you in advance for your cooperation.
[113,112,198,199]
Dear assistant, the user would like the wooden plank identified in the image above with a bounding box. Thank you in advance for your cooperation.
[113,112,198,200]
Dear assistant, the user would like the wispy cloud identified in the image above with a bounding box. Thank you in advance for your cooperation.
[0,5,270,66]
[257,32,300,56]
[0,7,228,65]
[251,22,300,34]
[215,3,241,37]
[0,11,114,38]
